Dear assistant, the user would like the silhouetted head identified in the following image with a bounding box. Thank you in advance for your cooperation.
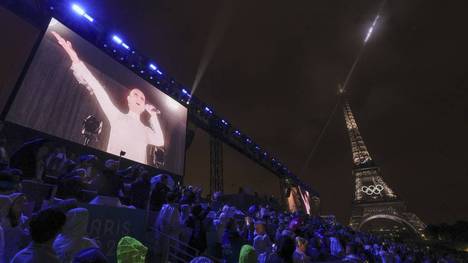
[30,208,66,244]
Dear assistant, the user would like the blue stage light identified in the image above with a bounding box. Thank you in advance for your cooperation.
[121,43,130,50]
[72,4,85,16]
[221,119,228,126]
[83,14,94,22]
[148,64,163,75]
[234,130,241,136]
[204,106,213,114]
[183,89,192,99]
[112,35,123,45]
[71,4,93,22]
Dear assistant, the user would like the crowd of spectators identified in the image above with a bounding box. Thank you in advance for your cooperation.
[0,138,467,262]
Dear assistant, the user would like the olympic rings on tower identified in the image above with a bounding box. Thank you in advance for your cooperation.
[360,184,384,195]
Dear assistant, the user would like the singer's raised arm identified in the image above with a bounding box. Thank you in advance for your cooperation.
[51,31,120,121]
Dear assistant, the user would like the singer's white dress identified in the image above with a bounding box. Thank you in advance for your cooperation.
[70,61,164,164]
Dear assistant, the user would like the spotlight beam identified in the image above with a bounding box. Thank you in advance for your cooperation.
[364,15,380,43]
[298,0,387,177]
[363,0,386,44]
[189,0,234,100]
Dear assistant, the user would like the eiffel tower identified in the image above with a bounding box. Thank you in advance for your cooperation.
[342,99,426,238]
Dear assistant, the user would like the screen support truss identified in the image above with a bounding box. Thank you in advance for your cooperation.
[209,136,223,195]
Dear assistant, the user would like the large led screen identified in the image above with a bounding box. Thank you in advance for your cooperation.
[6,18,187,175]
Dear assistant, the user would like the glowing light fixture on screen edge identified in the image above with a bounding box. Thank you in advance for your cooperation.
[204,106,213,114]
[111,35,131,50]
[148,64,163,75]
[71,4,94,22]
[181,88,192,101]
[112,35,123,44]
[121,43,130,50]
[71,4,85,15]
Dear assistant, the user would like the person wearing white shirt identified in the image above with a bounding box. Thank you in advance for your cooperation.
[154,192,181,262]
[53,208,98,263]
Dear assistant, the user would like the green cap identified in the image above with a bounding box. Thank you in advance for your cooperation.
[116,236,148,263]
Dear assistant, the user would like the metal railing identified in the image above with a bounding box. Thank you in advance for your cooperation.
[150,227,199,263]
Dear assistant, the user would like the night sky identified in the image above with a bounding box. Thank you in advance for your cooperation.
[1,0,467,225]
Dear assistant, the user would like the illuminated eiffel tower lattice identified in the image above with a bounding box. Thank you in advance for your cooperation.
[343,99,426,238]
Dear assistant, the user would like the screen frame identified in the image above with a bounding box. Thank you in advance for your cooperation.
[0,17,51,119]
[2,16,188,177]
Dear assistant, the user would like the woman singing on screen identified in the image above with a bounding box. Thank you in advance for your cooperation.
[51,31,164,165]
